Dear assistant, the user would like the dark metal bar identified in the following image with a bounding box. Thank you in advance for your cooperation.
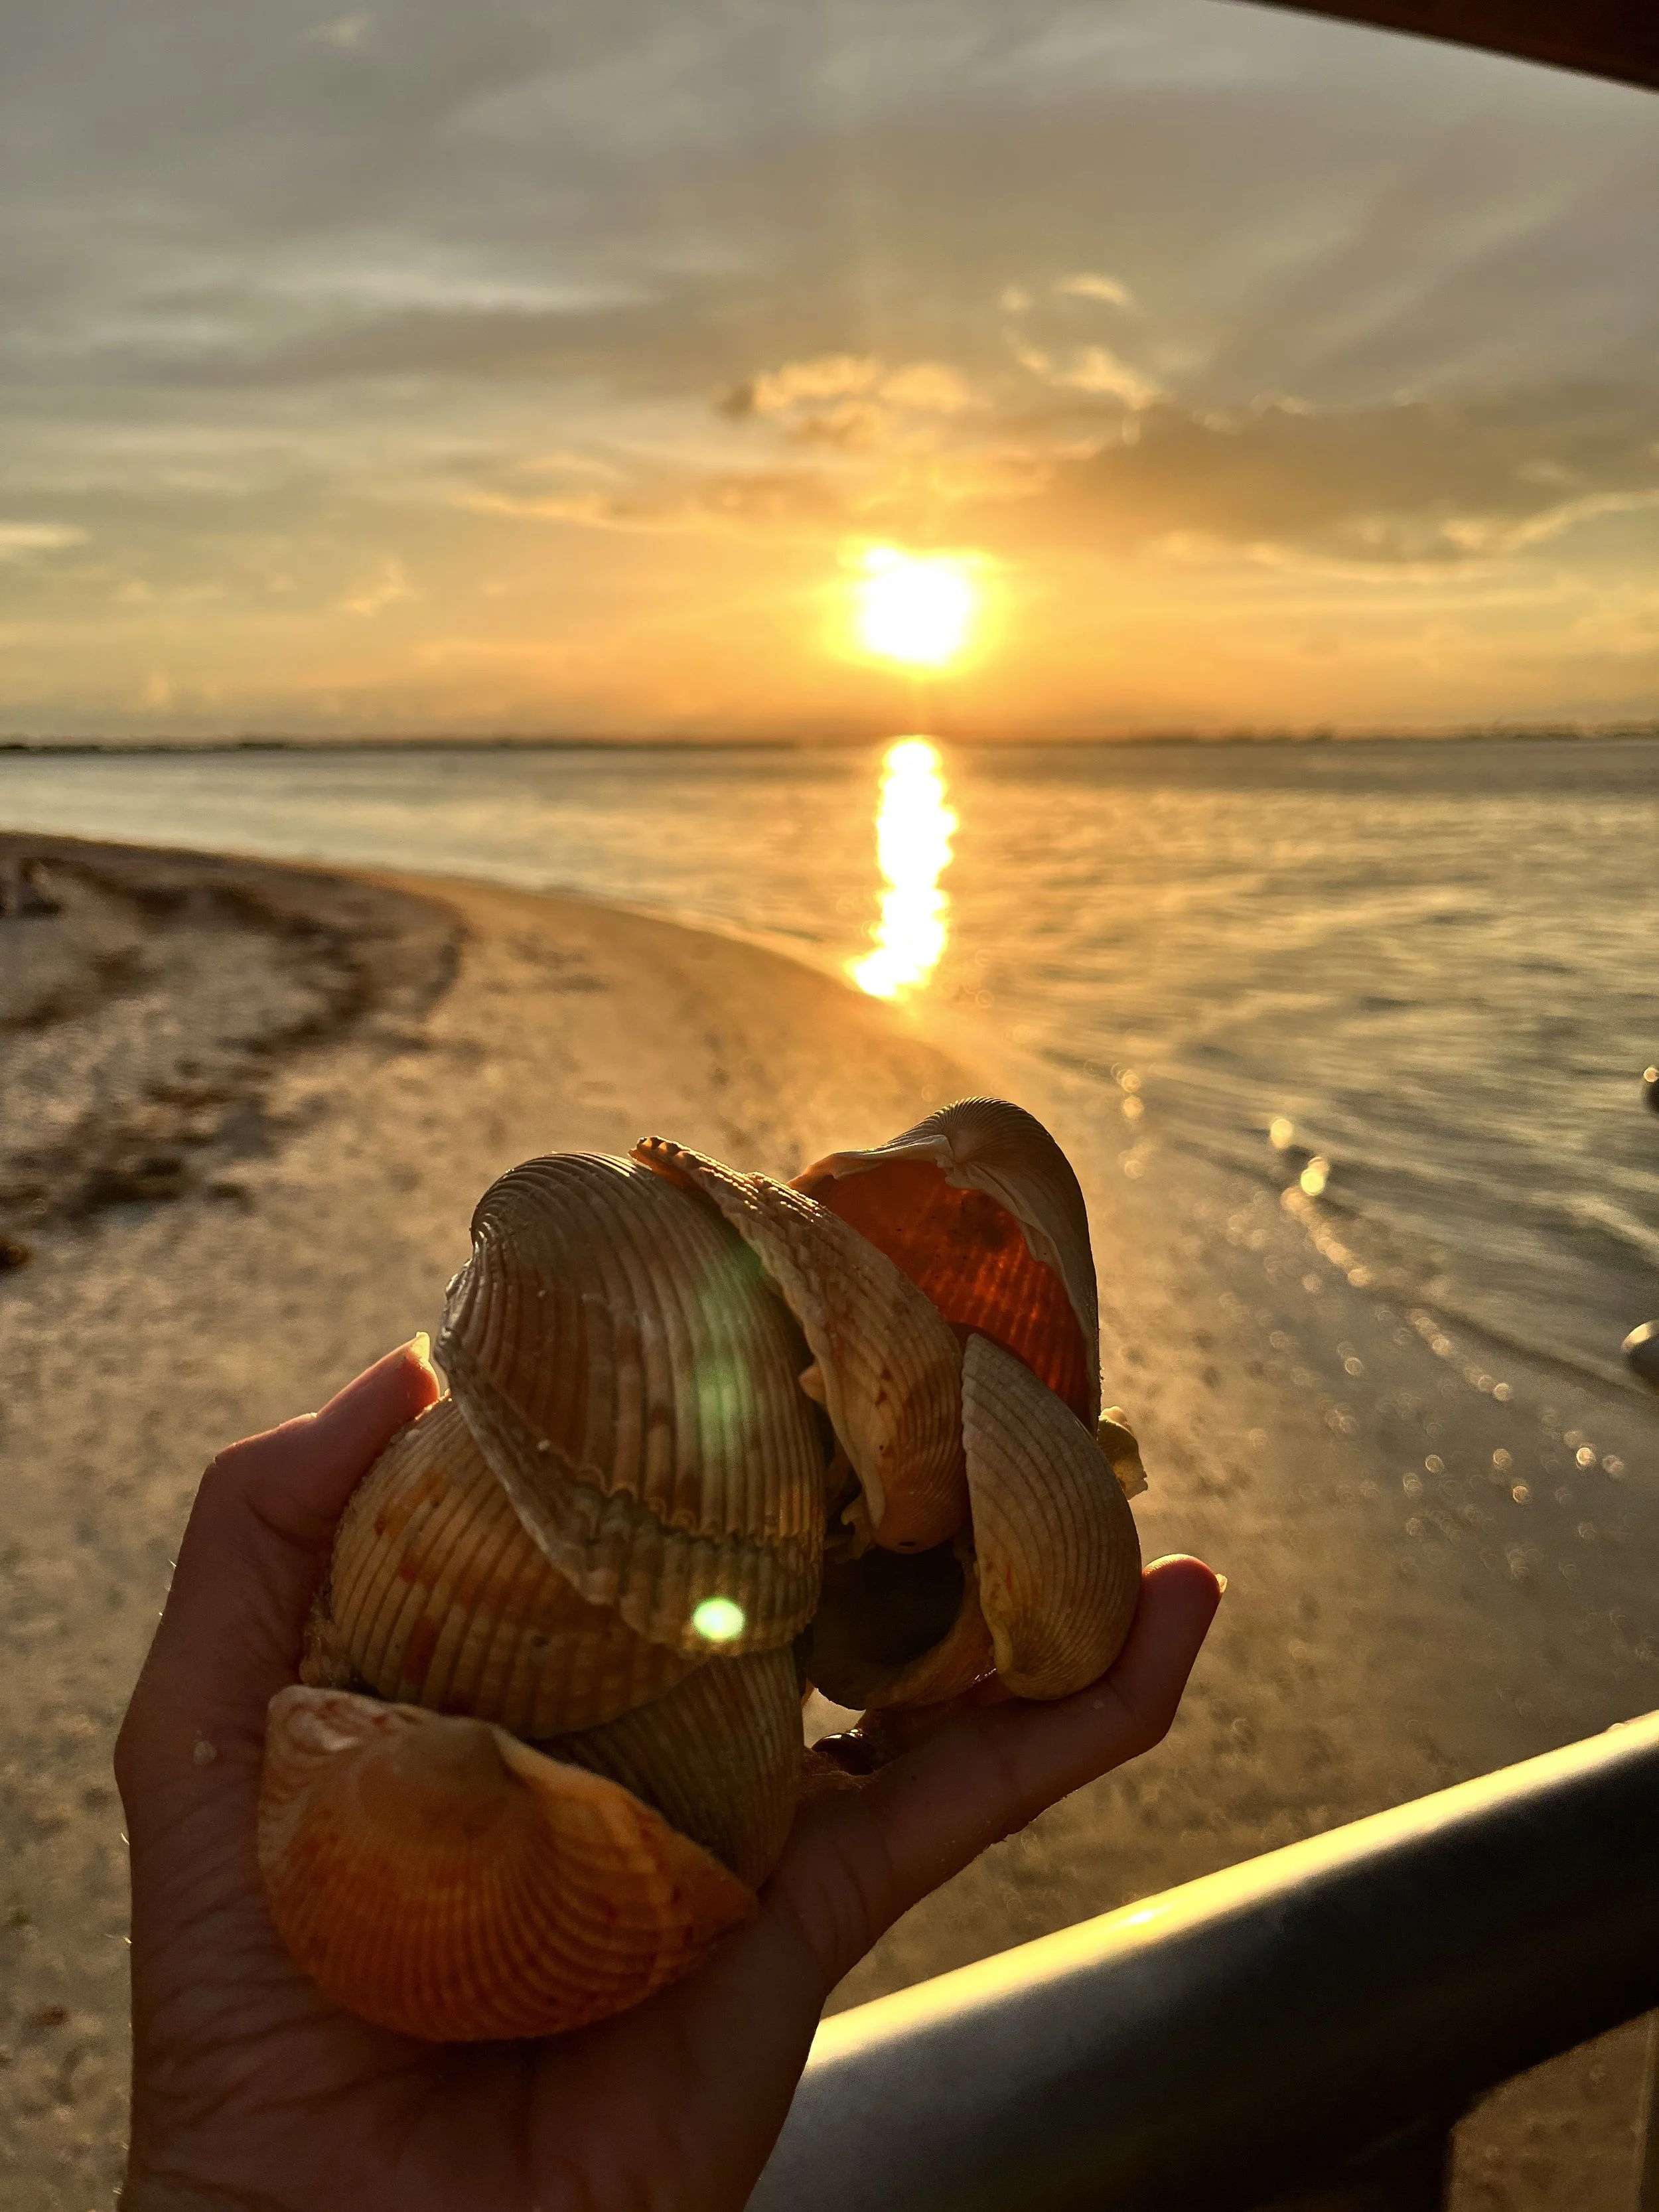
[1240,2,1659,94]
[749,1715,1659,2212]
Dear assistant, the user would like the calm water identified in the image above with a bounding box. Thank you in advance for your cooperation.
[3,736,1656,1386]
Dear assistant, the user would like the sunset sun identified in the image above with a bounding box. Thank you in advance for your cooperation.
[853,546,979,670]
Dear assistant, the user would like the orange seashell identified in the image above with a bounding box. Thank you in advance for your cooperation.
[438,1153,826,1654]
[258,1686,755,2043]
[633,1136,966,1554]
[541,1645,801,1887]
[320,1397,703,1736]
[793,1097,1101,1426]
[961,1333,1142,1698]
[800,1532,993,1711]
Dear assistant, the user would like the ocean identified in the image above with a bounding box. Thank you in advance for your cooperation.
[2,733,1656,1391]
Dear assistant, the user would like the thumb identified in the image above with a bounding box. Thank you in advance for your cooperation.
[116,1339,439,1795]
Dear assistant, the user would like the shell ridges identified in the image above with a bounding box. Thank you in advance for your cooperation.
[962,1331,1141,1698]
[438,1151,826,1651]
[633,1136,966,1554]
[258,1686,756,2043]
[793,1096,1102,1426]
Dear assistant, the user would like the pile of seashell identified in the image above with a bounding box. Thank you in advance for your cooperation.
[257,1098,1148,2042]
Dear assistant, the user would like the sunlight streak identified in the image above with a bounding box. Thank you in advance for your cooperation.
[850,737,956,998]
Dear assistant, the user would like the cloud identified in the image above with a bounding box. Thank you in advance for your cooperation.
[875,361,977,415]
[461,367,1659,586]
[307,15,373,51]
[965,381,1659,565]
[1056,273,1137,310]
[339,557,412,615]
[1013,342,1163,409]
[465,464,847,538]
[0,522,87,560]
[751,356,882,411]
[718,354,982,453]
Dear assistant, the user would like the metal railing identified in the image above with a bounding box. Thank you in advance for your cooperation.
[750,1712,1659,2211]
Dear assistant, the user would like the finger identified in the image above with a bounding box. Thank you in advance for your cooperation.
[233,1335,440,1551]
[117,1339,439,1785]
[770,1555,1221,1989]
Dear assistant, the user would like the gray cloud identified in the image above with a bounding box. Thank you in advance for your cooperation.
[964,381,1659,562]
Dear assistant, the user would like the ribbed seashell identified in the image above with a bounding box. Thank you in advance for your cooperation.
[793,1097,1101,1426]
[258,1686,755,2043]
[800,1534,994,1711]
[961,1332,1142,1698]
[541,1645,801,1887]
[438,1153,826,1655]
[317,1396,703,1736]
[633,1137,966,1554]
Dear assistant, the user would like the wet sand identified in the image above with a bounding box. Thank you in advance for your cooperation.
[1,836,1654,2208]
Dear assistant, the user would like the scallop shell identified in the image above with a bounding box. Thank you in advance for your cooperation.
[438,1153,826,1654]
[793,1097,1101,1425]
[634,1137,966,1554]
[261,1107,1147,2046]
[961,1332,1142,1698]
[258,1685,755,2042]
[541,1645,801,1887]
[800,1532,993,1711]
[317,1396,703,1736]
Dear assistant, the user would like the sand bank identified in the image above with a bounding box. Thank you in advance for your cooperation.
[0,836,1652,2209]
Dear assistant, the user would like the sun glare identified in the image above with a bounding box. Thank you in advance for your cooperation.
[854,547,978,669]
[850,737,956,999]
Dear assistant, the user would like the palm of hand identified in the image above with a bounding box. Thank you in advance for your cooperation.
[117,1345,1219,2212]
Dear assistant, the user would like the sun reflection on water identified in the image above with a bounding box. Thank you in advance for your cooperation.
[850,737,956,999]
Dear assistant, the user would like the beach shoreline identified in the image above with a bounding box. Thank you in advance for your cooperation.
[0,836,1653,2208]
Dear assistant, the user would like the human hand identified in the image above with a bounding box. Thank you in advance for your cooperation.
[116,1343,1222,2212]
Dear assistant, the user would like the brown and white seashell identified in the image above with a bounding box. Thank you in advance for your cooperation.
[313,1395,703,1737]
[793,1097,1101,1426]
[798,1533,994,1711]
[540,1644,802,1887]
[261,1102,1153,2047]
[438,1153,827,1653]
[633,1137,966,1554]
[258,1686,755,2042]
[960,1332,1142,1698]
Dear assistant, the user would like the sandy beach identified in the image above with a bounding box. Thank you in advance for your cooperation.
[1,834,1653,2209]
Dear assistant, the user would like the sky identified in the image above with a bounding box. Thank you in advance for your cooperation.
[2,0,1658,739]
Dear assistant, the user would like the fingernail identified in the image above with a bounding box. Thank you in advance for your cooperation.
[1214,1573,1228,1596]
[409,1330,432,1366]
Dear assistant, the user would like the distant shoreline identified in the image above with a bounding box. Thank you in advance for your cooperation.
[4,726,1658,757]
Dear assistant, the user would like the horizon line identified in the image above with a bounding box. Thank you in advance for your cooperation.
[5,723,1659,757]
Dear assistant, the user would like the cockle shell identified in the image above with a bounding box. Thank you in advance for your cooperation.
[802,1335,1143,1710]
[438,1153,826,1653]
[541,1644,801,1887]
[793,1096,1101,1426]
[632,1136,966,1554]
[313,1395,701,1736]
[260,1100,1153,2047]
[961,1333,1142,1697]
[800,1532,994,1710]
[259,1686,753,2041]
